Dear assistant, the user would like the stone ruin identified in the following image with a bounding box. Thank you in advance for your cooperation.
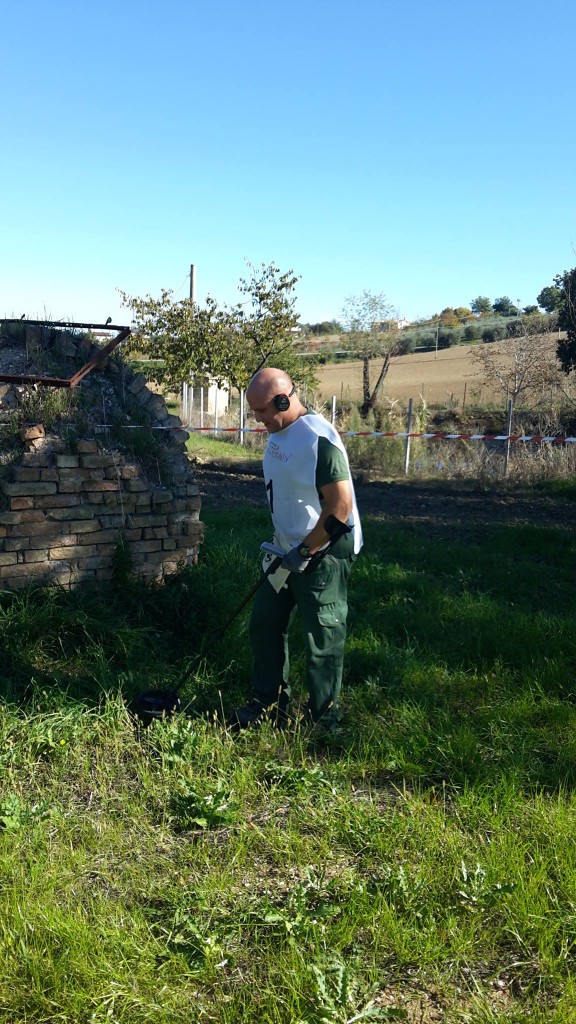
[0,320,204,590]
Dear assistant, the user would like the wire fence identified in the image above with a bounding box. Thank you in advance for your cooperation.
[179,384,576,482]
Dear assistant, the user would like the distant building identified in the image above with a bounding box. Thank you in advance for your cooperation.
[373,318,411,332]
[183,381,229,418]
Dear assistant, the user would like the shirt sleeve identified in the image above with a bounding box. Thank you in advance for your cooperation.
[315,435,350,490]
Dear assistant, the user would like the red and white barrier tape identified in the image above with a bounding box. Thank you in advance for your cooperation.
[95,424,576,443]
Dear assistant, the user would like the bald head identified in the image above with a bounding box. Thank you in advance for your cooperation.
[246,367,305,432]
[247,368,293,405]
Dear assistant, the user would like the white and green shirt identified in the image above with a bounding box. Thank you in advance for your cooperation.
[262,410,362,554]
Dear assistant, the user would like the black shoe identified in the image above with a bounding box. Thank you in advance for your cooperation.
[228,696,289,731]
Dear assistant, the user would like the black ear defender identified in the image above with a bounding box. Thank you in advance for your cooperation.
[273,384,295,411]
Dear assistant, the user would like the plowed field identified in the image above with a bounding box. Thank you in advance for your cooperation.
[314,334,559,406]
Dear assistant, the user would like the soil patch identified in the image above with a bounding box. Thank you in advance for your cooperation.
[192,461,575,532]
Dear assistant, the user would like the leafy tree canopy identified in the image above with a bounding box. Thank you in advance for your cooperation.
[306,320,342,335]
[454,306,474,322]
[437,307,461,327]
[492,296,518,317]
[537,284,563,313]
[431,306,474,326]
[119,262,316,392]
[471,296,492,315]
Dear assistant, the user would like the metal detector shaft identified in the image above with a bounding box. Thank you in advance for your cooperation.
[214,519,352,637]
[133,521,355,718]
[214,555,283,636]
[161,556,284,701]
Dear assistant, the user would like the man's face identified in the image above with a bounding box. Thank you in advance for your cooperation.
[247,393,285,433]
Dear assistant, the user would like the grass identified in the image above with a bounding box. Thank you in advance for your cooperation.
[186,431,265,467]
[1,507,576,1021]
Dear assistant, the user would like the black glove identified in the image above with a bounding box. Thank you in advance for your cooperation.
[281,542,312,573]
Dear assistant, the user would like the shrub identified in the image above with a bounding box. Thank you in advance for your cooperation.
[438,329,459,349]
[396,334,415,355]
[464,324,481,342]
[481,325,505,343]
[413,332,435,350]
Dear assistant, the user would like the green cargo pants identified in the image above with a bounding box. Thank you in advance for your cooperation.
[248,550,354,726]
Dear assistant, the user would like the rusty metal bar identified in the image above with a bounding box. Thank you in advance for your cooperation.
[0,319,131,388]
[1,319,129,332]
[0,374,75,387]
[69,326,131,386]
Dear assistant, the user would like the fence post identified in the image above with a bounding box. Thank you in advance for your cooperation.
[504,398,513,477]
[214,386,219,438]
[404,397,414,476]
[200,387,204,430]
[331,395,337,425]
[183,382,193,424]
[239,389,245,446]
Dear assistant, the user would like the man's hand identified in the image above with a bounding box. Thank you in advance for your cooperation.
[281,542,312,573]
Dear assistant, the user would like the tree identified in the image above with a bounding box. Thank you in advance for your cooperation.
[537,284,562,313]
[473,319,560,412]
[340,290,401,417]
[464,323,482,342]
[473,321,562,477]
[438,328,462,348]
[119,261,316,392]
[492,296,517,317]
[117,288,240,391]
[438,307,460,327]
[232,262,308,384]
[454,306,474,323]
[481,324,506,343]
[471,296,492,315]
[306,320,342,335]
[556,267,576,374]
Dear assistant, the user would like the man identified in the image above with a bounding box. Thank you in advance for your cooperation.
[230,367,362,731]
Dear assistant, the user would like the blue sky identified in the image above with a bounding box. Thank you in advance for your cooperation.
[2,0,575,327]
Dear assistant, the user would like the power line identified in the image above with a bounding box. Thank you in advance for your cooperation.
[173,271,192,299]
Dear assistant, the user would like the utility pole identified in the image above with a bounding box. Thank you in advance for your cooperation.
[182,264,196,424]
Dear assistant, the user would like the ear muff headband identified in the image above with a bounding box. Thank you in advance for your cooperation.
[274,384,295,411]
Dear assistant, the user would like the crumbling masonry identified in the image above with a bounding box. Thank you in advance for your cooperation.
[0,329,204,589]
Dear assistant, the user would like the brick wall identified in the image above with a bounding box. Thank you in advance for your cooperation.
[0,349,205,589]
[0,429,203,589]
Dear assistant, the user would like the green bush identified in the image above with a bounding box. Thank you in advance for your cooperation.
[413,331,435,350]
[481,325,506,343]
[396,334,415,355]
[438,329,461,349]
[463,324,481,342]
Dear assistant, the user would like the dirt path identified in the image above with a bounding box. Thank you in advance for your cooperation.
[192,462,575,532]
